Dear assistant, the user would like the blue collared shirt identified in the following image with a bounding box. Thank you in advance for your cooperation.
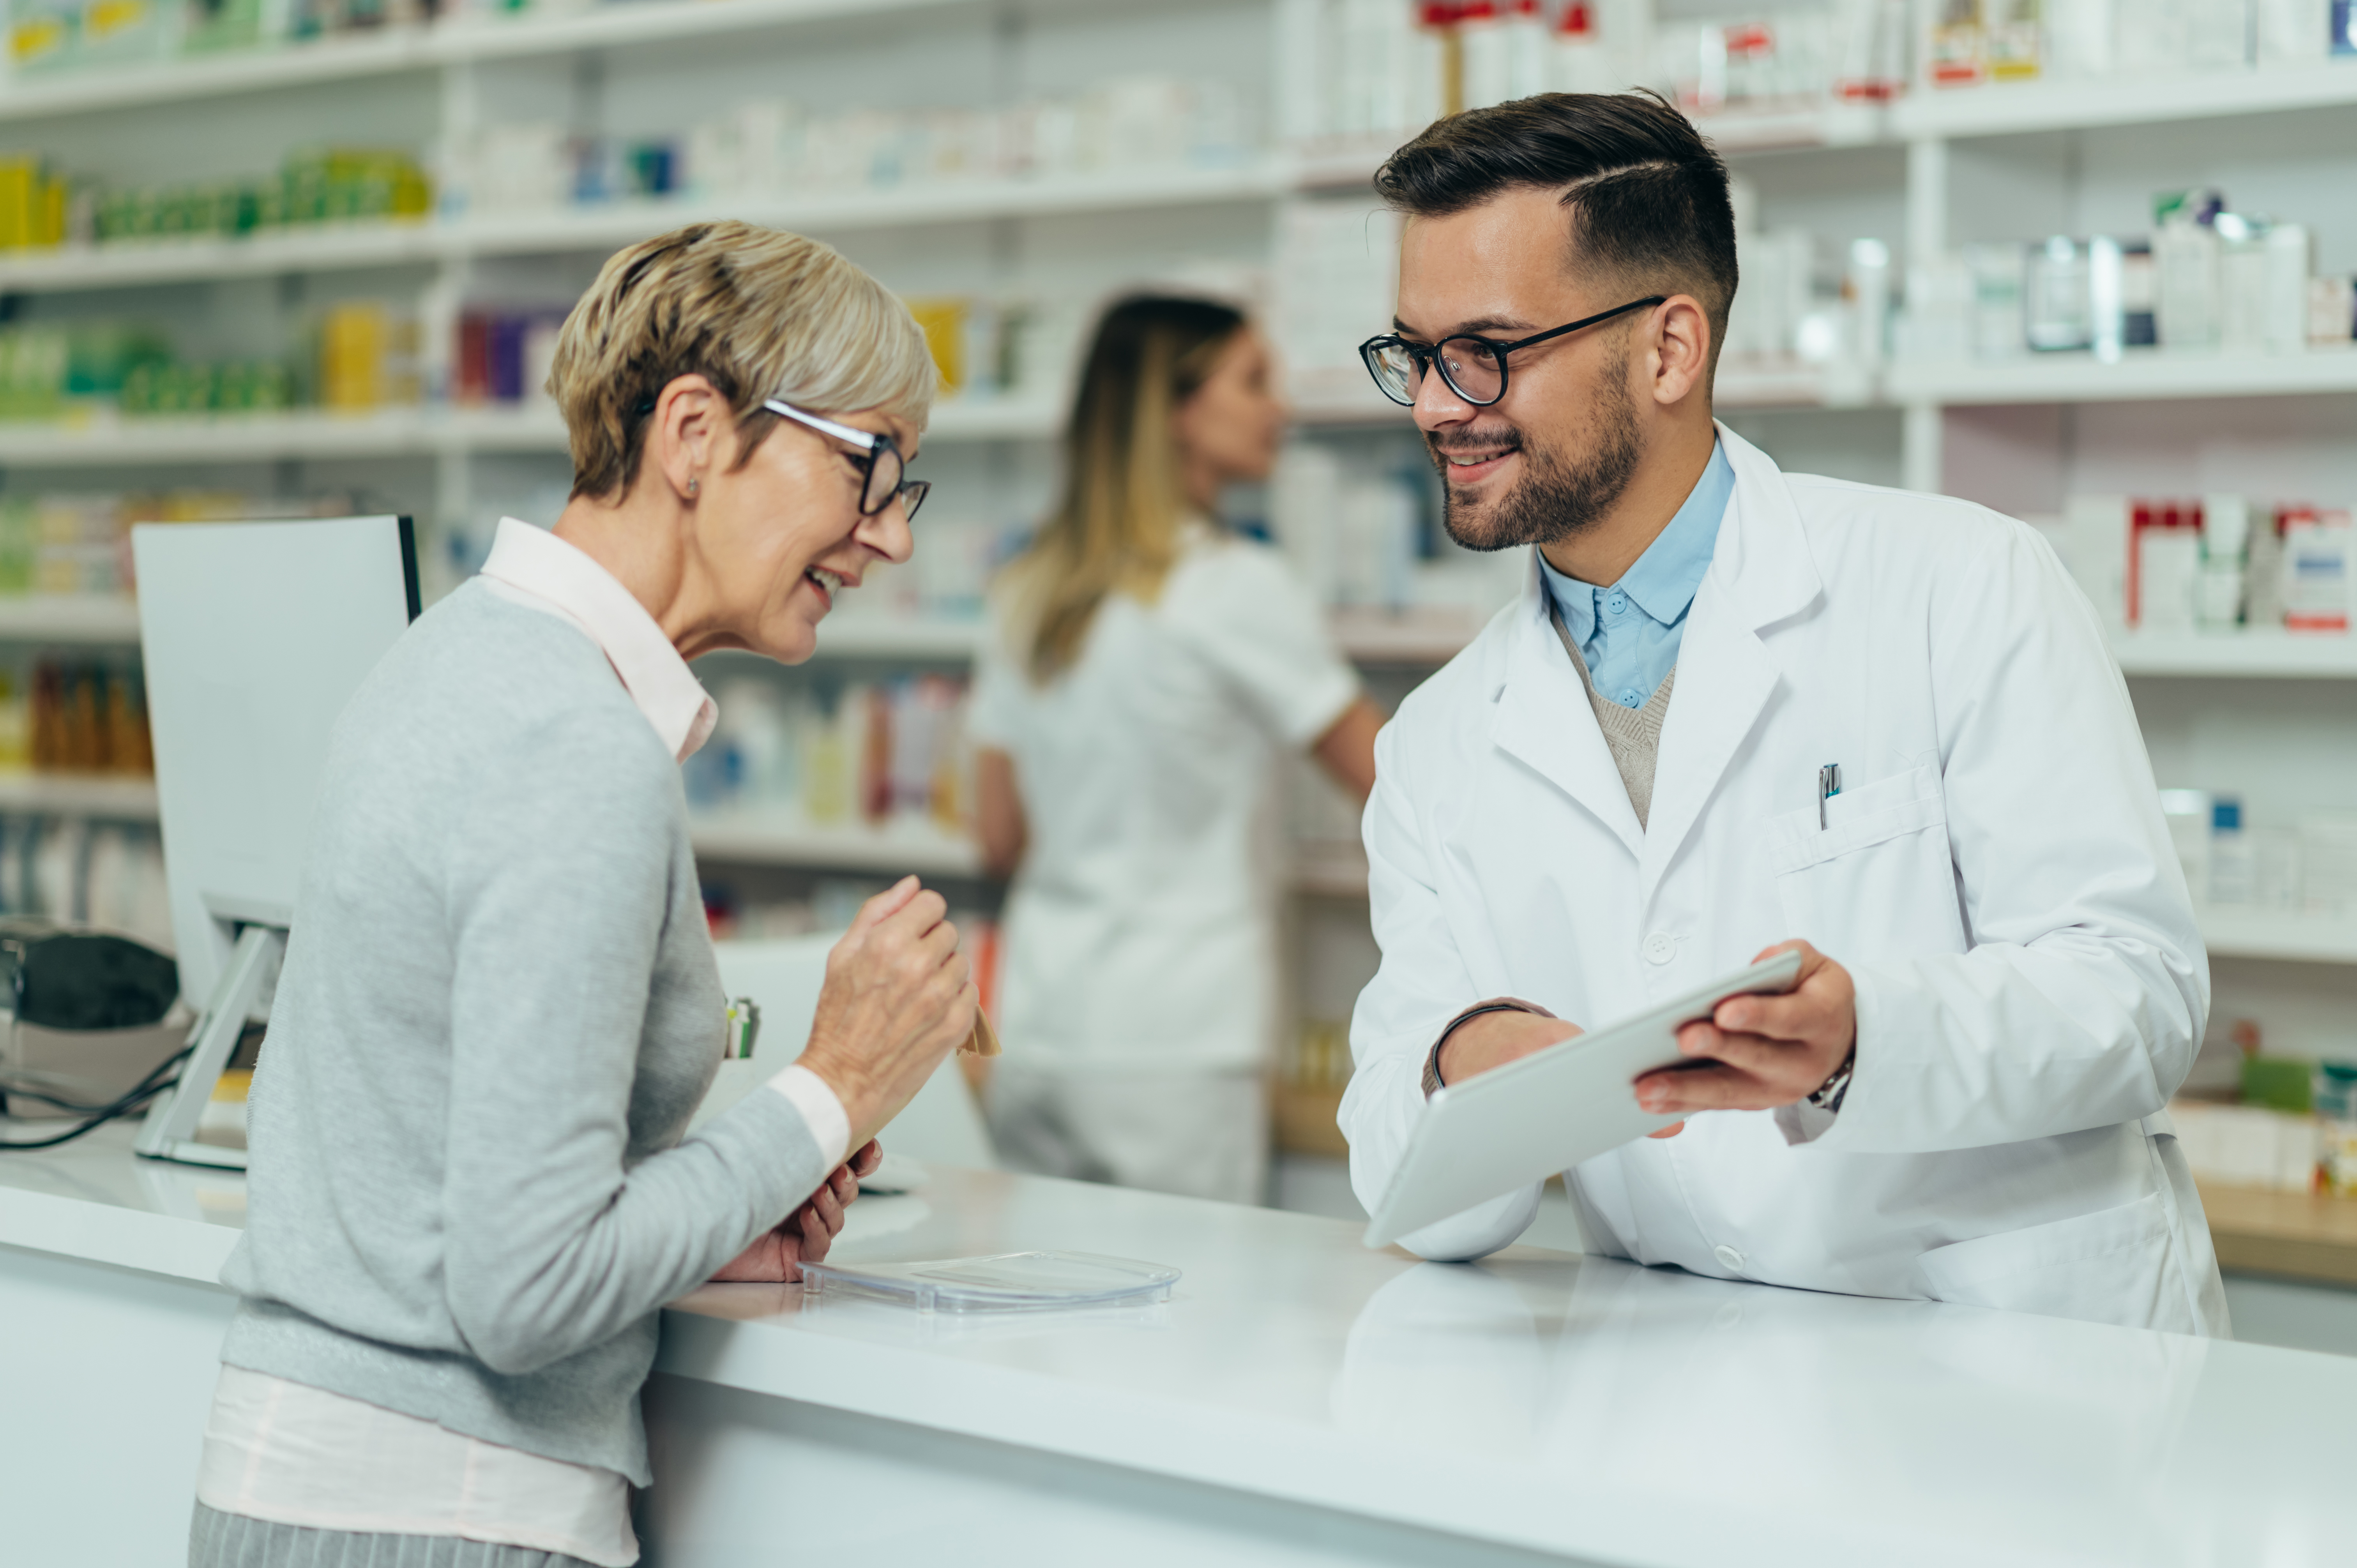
[1537,441,1734,710]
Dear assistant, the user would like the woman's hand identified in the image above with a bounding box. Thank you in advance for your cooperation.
[797,878,976,1148]
[709,1141,882,1284]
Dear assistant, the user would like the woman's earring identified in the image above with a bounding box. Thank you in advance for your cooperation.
[687,478,700,497]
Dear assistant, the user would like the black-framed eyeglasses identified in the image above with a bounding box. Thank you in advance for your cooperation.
[1357,296,1668,408]
[763,398,930,521]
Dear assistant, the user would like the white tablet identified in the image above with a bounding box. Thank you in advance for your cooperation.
[1362,949,1806,1249]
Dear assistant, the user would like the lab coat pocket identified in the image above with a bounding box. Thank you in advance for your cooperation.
[1917,1192,2182,1331]
[1763,765,1966,961]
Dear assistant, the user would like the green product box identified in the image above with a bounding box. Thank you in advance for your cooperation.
[2242,1055,2316,1114]
[0,498,36,596]
[64,323,170,398]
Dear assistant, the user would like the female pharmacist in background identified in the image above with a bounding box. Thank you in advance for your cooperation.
[189,222,975,1568]
[970,295,1382,1205]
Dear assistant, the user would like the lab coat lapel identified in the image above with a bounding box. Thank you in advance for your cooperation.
[1639,427,1825,898]
[1491,554,1647,859]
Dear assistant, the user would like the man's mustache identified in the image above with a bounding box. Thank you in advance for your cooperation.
[1425,429,1525,466]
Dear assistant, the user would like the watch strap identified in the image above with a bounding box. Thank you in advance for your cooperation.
[1807,1047,1856,1114]
[1422,997,1556,1098]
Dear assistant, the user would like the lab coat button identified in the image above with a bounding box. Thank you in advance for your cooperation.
[1641,932,1676,965]
[1714,1244,1746,1273]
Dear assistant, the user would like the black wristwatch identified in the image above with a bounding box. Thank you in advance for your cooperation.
[1807,1047,1856,1114]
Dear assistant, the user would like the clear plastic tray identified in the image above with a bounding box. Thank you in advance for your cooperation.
[797,1250,1180,1314]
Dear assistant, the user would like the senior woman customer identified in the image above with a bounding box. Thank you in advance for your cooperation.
[186,222,973,1568]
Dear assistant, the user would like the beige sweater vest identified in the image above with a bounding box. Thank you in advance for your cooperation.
[1550,606,1675,830]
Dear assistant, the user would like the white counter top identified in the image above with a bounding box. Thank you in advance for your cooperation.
[5,1123,2353,1567]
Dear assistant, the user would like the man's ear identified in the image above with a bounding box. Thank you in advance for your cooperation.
[1645,295,1713,408]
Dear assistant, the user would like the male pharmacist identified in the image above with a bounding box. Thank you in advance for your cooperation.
[1338,92,2226,1335]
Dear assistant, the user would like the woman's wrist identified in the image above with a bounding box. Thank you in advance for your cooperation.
[795,1050,884,1148]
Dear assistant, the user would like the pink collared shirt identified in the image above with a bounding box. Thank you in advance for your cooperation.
[200,517,850,1566]
[478,515,719,763]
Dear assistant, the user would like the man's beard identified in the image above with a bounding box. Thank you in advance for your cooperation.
[1430,369,1645,552]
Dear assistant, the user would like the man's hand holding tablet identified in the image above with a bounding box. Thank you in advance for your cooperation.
[1435,939,1857,1139]
[1635,940,1857,1125]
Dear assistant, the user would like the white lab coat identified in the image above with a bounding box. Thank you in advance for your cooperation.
[1342,425,2228,1336]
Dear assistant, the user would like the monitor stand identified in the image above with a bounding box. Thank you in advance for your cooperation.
[134,923,283,1171]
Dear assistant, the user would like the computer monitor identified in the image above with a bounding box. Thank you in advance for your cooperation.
[134,515,419,1006]
[130,516,417,1166]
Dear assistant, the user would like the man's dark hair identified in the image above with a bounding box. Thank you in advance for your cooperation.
[1373,92,1738,383]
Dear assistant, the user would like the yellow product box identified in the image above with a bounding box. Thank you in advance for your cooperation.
[7,0,74,71]
[903,296,967,394]
[0,155,69,251]
[319,302,417,411]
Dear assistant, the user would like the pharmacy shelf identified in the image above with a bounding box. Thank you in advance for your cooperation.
[0,397,1064,467]
[1290,383,1417,428]
[1285,101,1881,193]
[0,222,445,291]
[0,596,142,643]
[2198,907,2357,965]
[448,162,1288,257]
[1329,605,1485,665]
[0,28,436,124]
[1891,59,2357,143]
[1887,350,2357,407]
[1293,840,1372,900]
[811,618,984,659]
[926,397,1064,443]
[687,814,981,877]
[1719,362,1875,408]
[2111,632,2357,678]
[1690,100,1885,154]
[0,0,984,124]
[8,9,2343,144]
[0,773,159,818]
[0,408,490,466]
[795,608,1486,667]
[0,162,1290,295]
[2197,1180,2357,1287]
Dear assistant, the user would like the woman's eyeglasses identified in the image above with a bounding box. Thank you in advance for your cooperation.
[628,395,932,519]
[1357,296,1667,408]
[762,399,930,521]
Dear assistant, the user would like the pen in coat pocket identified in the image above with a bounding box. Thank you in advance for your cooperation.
[1818,764,1841,830]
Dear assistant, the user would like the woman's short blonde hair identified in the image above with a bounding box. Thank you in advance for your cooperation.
[548,221,936,500]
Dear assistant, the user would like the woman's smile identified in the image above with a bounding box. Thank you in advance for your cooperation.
[802,564,848,612]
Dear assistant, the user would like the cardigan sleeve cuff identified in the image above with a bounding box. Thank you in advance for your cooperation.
[765,1065,851,1169]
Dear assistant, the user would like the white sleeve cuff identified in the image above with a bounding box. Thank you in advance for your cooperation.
[765,1064,851,1170]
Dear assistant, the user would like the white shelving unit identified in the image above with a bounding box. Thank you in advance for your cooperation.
[799,613,2357,680]
[812,616,985,660]
[2111,634,2357,679]
[0,0,1025,124]
[686,813,980,878]
[0,166,1291,297]
[1888,57,2357,140]
[0,397,1075,466]
[0,595,143,642]
[0,5,2350,1068]
[1887,350,2357,409]
[2200,907,2357,966]
[0,772,159,817]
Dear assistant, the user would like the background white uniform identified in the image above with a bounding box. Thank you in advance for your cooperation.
[969,520,1359,1202]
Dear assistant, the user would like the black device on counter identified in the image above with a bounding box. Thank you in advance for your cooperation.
[0,923,188,1141]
